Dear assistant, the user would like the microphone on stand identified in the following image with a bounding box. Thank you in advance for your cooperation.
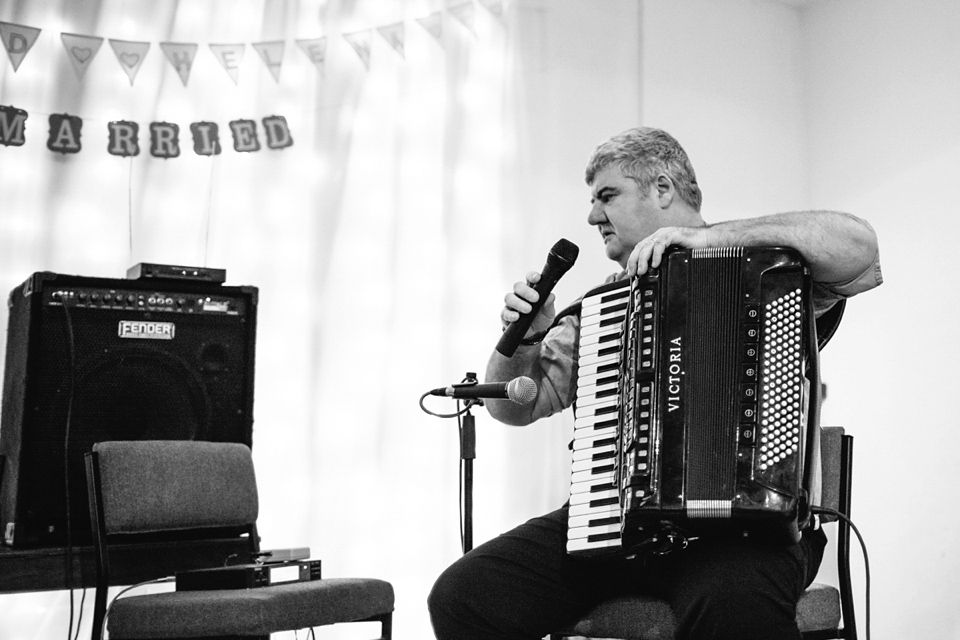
[428,376,538,405]
[496,238,579,358]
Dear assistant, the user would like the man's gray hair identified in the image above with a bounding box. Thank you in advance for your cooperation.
[584,127,702,212]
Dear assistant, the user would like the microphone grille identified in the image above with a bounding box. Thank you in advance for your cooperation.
[551,238,580,265]
[506,376,538,405]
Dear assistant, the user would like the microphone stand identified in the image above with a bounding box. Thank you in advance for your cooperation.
[460,392,478,554]
[418,371,481,556]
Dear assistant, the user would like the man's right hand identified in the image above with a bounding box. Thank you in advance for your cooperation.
[501,271,557,340]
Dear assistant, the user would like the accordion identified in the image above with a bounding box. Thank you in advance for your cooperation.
[567,246,821,557]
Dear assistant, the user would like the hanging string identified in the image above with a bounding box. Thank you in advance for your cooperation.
[203,155,219,268]
[128,154,135,263]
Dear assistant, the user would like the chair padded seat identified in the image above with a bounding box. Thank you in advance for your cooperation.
[108,577,394,639]
[554,582,840,640]
[797,583,841,633]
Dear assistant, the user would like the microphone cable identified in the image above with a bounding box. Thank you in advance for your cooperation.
[809,505,871,640]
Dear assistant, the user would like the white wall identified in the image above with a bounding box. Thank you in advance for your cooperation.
[804,1,960,638]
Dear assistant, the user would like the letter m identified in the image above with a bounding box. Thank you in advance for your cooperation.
[0,105,28,147]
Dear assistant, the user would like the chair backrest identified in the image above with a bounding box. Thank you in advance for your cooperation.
[818,426,845,521]
[91,440,258,535]
[85,440,262,640]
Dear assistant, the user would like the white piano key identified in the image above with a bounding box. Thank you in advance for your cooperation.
[571,467,614,485]
[569,487,618,506]
[569,499,619,518]
[575,397,617,418]
[571,457,616,474]
[567,509,620,530]
[567,520,620,540]
[576,382,618,401]
[572,428,617,448]
[579,331,621,350]
[577,339,622,359]
[571,438,615,455]
[566,536,622,553]
[580,320,625,339]
[577,364,619,383]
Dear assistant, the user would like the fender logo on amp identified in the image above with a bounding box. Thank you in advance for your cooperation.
[118,320,175,340]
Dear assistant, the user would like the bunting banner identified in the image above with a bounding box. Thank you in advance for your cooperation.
[109,39,150,85]
[160,42,198,86]
[1,104,295,157]
[210,44,245,84]
[296,37,327,73]
[0,21,41,71]
[61,32,104,80]
[377,22,405,59]
[417,12,444,44]
[343,29,372,70]
[252,41,284,82]
[449,2,477,35]
[0,4,506,85]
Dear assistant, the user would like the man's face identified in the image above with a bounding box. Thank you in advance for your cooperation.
[588,164,669,268]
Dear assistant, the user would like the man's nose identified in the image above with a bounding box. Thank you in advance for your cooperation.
[587,202,605,225]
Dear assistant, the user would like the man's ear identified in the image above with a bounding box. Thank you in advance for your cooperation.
[654,173,675,208]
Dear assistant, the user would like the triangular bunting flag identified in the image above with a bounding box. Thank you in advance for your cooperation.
[478,0,504,18]
[0,21,41,72]
[160,42,198,86]
[60,32,104,80]
[209,43,245,84]
[296,37,327,73]
[377,22,405,59]
[449,2,477,35]
[109,39,149,85]
[416,12,444,44]
[343,30,372,70]
[252,41,284,82]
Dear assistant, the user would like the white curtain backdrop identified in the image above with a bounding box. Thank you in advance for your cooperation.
[0,1,642,638]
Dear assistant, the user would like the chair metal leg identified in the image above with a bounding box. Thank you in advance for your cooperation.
[377,611,393,640]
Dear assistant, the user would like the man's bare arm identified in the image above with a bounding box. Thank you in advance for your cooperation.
[627,211,879,286]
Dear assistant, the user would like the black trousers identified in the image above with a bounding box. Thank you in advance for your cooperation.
[428,505,826,640]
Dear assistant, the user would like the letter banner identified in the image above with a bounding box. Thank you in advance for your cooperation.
[296,37,327,73]
[343,29,372,70]
[160,42,198,86]
[61,32,104,80]
[109,39,150,85]
[47,113,83,154]
[210,44,245,84]
[449,2,477,35]
[416,12,444,44]
[229,119,260,153]
[252,41,284,82]
[377,22,405,59]
[107,120,140,157]
[0,105,28,146]
[149,121,180,158]
[0,21,42,72]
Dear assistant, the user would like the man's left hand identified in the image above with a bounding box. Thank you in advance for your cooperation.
[626,226,705,278]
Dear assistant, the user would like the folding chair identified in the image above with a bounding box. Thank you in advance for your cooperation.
[85,440,394,639]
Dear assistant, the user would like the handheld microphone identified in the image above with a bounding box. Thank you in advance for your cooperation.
[496,238,579,357]
[429,376,538,405]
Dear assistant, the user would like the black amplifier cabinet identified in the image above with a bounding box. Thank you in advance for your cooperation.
[0,271,258,547]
